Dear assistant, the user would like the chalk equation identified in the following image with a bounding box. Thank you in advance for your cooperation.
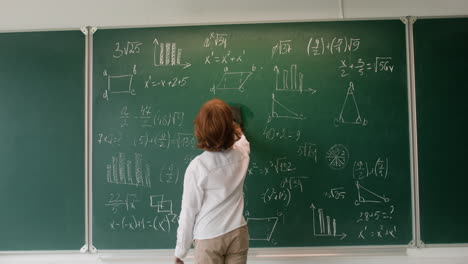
[356,206,395,223]
[205,50,245,65]
[248,157,297,176]
[134,131,195,150]
[144,75,189,89]
[262,124,302,142]
[339,57,395,77]
[307,37,360,56]
[113,41,143,58]
[358,225,397,240]
[323,187,346,200]
[159,162,180,184]
[261,176,309,207]
[109,214,178,232]
[96,132,123,146]
[296,142,318,162]
[203,32,229,49]
[120,105,185,128]
[353,157,389,180]
[105,193,139,214]
[272,40,292,58]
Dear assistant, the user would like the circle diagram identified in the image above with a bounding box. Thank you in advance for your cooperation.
[326,144,349,170]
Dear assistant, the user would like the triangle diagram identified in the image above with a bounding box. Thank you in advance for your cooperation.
[271,93,305,119]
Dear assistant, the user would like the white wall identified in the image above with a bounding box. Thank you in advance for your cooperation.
[0,0,467,263]
[0,0,467,31]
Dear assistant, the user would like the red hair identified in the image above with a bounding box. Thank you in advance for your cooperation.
[194,99,241,151]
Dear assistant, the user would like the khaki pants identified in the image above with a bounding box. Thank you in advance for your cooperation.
[194,225,249,264]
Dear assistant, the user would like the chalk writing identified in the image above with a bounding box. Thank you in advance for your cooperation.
[109,214,178,232]
[271,40,292,58]
[144,75,189,88]
[160,162,180,184]
[205,50,245,65]
[96,132,123,146]
[248,157,297,176]
[260,175,308,207]
[105,193,139,214]
[358,225,397,240]
[323,187,346,200]
[279,176,309,192]
[307,37,360,56]
[263,124,301,142]
[261,187,291,206]
[339,57,395,77]
[353,158,389,180]
[356,206,395,223]
[297,142,318,162]
[134,131,195,150]
[120,105,184,128]
[203,32,229,49]
[113,41,143,58]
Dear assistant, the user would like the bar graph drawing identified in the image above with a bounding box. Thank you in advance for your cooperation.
[210,71,252,94]
[310,204,347,240]
[274,65,316,94]
[106,152,151,188]
[153,38,191,69]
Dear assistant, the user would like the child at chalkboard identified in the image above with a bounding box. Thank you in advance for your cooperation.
[174,99,250,264]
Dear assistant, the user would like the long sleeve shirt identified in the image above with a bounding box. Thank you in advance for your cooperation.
[175,134,250,259]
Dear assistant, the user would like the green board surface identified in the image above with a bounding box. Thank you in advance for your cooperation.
[92,20,412,249]
[0,31,85,250]
[414,18,468,244]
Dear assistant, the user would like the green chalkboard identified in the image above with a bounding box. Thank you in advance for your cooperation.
[92,20,412,249]
[0,31,85,250]
[414,18,468,244]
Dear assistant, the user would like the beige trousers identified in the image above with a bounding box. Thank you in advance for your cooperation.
[194,225,249,264]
